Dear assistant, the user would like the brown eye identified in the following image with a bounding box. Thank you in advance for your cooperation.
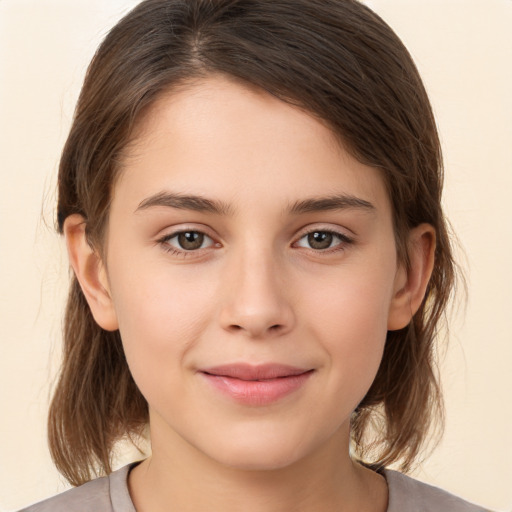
[295,230,351,252]
[307,231,333,250]
[161,230,215,253]
[177,231,205,250]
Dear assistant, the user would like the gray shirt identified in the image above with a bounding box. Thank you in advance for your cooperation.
[20,464,490,512]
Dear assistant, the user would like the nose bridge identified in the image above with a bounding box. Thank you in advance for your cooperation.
[219,240,294,338]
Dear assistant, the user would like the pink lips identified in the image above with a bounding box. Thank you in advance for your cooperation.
[199,363,313,405]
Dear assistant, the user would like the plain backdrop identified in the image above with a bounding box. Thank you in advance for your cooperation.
[1,0,511,510]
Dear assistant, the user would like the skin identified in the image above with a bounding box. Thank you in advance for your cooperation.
[65,75,435,512]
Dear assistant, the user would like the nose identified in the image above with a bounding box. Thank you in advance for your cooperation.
[218,249,295,339]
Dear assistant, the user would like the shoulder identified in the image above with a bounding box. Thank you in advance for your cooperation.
[384,469,491,512]
[18,464,136,512]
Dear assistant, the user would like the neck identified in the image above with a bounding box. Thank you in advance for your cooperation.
[128,422,387,512]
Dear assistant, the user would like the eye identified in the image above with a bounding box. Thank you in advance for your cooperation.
[294,230,351,251]
[161,230,216,252]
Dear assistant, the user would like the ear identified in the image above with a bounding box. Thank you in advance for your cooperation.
[387,223,436,331]
[64,214,119,331]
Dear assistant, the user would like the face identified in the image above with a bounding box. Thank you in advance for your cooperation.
[101,76,405,471]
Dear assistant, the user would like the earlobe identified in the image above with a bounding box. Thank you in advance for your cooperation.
[387,224,436,331]
[64,214,119,332]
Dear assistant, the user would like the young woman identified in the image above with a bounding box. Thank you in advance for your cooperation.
[20,0,490,510]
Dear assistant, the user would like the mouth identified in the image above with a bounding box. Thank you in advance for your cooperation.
[199,363,314,405]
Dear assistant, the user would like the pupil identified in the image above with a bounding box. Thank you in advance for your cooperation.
[178,232,204,250]
[308,231,333,250]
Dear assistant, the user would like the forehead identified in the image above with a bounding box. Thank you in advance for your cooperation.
[114,75,391,217]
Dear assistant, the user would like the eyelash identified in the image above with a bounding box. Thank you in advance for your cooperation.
[293,229,353,253]
[157,230,217,258]
[157,227,353,257]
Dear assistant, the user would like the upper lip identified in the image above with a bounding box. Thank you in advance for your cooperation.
[200,363,312,381]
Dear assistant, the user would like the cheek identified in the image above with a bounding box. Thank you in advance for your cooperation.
[107,257,217,391]
[111,252,216,330]
[300,259,395,394]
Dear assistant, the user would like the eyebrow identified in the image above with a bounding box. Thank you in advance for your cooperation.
[287,194,376,214]
[136,191,233,216]
[135,191,375,216]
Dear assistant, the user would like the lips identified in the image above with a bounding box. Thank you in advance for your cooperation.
[199,363,313,405]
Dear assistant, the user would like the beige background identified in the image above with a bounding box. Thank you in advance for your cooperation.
[1,0,511,510]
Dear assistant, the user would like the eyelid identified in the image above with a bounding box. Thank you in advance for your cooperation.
[155,223,354,257]
[156,225,221,256]
[292,225,354,252]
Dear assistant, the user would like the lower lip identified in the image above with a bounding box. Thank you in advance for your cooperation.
[200,371,313,406]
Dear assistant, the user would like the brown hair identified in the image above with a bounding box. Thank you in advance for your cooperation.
[50,0,455,486]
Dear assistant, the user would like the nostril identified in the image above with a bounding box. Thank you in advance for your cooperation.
[227,323,283,335]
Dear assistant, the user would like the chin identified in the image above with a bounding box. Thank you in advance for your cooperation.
[211,444,304,472]
[196,424,329,473]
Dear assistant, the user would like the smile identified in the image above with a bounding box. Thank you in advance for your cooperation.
[199,364,314,406]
